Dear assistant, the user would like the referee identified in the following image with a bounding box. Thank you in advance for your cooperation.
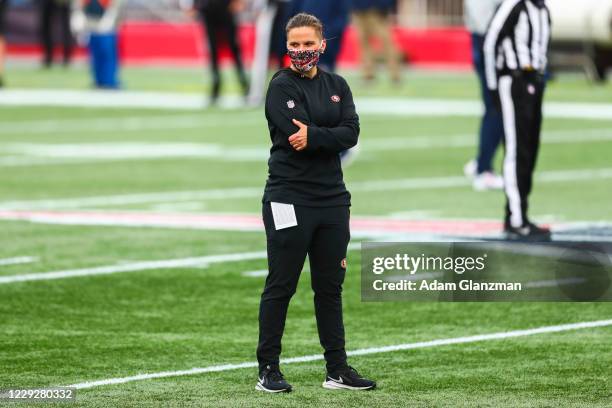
[484,0,552,240]
[256,13,376,393]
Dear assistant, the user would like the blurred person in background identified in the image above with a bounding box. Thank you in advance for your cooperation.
[40,0,73,68]
[463,0,505,191]
[289,0,351,72]
[351,0,401,83]
[191,0,249,105]
[72,0,122,89]
[0,0,6,87]
[247,0,291,106]
[269,0,292,66]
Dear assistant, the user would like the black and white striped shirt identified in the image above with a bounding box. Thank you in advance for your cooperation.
[484,0,551,90]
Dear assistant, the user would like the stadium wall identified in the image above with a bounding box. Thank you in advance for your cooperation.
[6,22,472,68]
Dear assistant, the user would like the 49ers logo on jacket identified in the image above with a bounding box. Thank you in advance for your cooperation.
[331,95,341,103]
[340,258,347,269]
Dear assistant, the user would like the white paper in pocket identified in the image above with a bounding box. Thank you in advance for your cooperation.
[270,202,298,230]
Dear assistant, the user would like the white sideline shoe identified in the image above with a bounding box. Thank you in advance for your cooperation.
[473,171,504,191]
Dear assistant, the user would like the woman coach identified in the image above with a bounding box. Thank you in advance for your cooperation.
[255,13,376,393]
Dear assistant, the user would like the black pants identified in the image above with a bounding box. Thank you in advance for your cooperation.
[0,0,7,36]
[498,72,545,228]
[200,10,248,100]
[257,202,350,374]
[40,0,73,67]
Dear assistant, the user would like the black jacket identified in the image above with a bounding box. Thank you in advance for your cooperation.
[263,68,359,207]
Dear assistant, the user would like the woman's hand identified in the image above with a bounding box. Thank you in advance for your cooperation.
[289,119,308,151]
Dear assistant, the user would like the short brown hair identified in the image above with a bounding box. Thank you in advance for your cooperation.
[285,13,324,39]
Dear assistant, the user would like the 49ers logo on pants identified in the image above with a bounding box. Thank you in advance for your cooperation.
[340,258,347,269]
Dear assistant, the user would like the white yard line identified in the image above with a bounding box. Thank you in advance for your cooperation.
[0,89,212,110]
[0,114,262,135]
[524,278,587,288]
[0,243,360,285]
[349,167,612,192]
[2,90,612,119]
[241,269,269,278]
[0,251,266,284]
[357,98,612,120]
[0,143,268,167]
[0,256,38,266]
[1,167,611,211]
[65,319,612,389]
[2,127,608,168]
[367,128,612,151]
[0,187,263,210]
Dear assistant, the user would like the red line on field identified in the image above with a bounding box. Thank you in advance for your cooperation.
[0,210,502,235]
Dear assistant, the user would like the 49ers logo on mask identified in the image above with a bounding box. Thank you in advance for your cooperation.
[287,45,323,74]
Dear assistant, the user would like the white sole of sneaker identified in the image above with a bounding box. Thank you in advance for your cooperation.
[322,380,375,390]
[255,383,291,393]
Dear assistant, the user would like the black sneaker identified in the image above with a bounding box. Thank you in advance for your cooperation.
[323,366,376,390]
[255,365,292,393]
[505,222,551,241]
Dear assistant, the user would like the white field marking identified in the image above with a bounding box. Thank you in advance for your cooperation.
[437,240,612,265]
[350,167,612,192]
[0,125,604,168]
[3,89,612,119]
[0,114,262,135]
[65,319,612,389]
[366,127,612,151]
[241,269,268,277]
[524,278,587,288]
[149,202,208,212]
[553,221,612,232]
[242,263,313,278]
[0,243,361,285]
[0,212,503,236]
[1,167,611,211]
[0,156,190,168]
[0,187,263,211]
[388,210,439,219]
[0,256,38,266]
[0,143,268,167]
[0,89,239,110]
[0,251,265,284]
[0,127,609,168]
[534,214,566,223]
[357,98,612,120]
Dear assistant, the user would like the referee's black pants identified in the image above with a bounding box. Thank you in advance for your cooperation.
[257,202,350,374]
[498,72,545,228]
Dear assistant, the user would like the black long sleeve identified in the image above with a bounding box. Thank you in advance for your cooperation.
[263,68,359,207]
